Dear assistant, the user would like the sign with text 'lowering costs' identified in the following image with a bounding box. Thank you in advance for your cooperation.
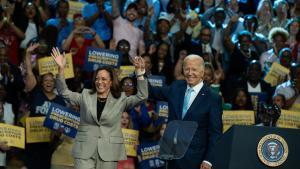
[84,47,122,71]
[122,129,139,157]
[0,123,25,149]
[38,53,74,79]
[44,103,80,138]
[222,111,255,132]
[26,117,51,143]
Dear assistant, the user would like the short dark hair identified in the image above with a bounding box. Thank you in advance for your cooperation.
[237,30,252,42]
[56,0,69,9]
[90,67,121,99]
[126,2,138,11]
[244,14,258,30]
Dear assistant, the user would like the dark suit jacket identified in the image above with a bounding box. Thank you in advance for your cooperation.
[150,80,223,169]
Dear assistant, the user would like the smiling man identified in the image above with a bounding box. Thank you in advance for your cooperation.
[112,0,145,59]
[149,54,223,169]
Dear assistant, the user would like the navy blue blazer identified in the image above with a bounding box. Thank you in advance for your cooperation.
[150,80,223,169]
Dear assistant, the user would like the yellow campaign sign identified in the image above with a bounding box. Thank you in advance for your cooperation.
[67,1,85,20]
[122,128,139,157]
[118,66,135,80]
[26,117,51,143]
[0,123,25,149]
[38,53,74,79]
[222,111,255,132]
[277,110,300,129]
[289,103,300,112]
[264,62,289,87]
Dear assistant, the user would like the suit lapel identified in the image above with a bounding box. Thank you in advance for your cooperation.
[178,82,187,120]
[90,92,100,125]
[183,84,209,120]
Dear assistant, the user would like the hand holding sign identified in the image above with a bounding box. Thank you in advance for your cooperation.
[0,141,9,152]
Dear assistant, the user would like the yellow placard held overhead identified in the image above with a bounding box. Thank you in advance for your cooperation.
[222,111,255,132]
[26,117,51,143]
[118,66,135,80]
[277,110,300,129]
[121,128,139,157]
[38,53,74,79]
[0,123,25,149]
[264,62,289,87]
[67,1,86,20]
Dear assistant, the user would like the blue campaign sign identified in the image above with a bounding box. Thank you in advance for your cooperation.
[156,101,169,119]
[44,103,80,138]
[84,47,123,71]
[148,75,166,87]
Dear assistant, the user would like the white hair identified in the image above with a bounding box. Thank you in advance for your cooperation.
[183,54,204,68]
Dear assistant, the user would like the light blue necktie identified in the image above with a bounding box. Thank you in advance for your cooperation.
[182,88,193,119]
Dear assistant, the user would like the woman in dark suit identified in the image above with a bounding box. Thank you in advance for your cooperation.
[51,47,148,169]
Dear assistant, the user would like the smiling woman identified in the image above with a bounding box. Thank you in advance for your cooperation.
[51,47,148,169]
[23,44,66,169]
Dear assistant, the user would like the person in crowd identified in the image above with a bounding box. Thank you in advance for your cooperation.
[0,1,24,65]
[292,28,300,62]
[120,77,137,97]
[82,0,113,47]
[112,0,145,58]
[186,26,216,58]
[231,88,253,110]
[46,0,72,49]
[202,7,227,55]
[278,48,293,69]
[241,15,267,55]
[256,102,281,127]
[256,0,274,37]
[274,62,300,111]
[24,44,66,169]
[236,60,274,103]
[286,18,300,48]
[51,47,147,169]
[141,53,153,76]
[272,93,286,109]
[0,40,25,114]
[224,16,259,79]
[272,0,289,28]
[291,0,300,18]
[150,54,222,169]
[116,39,132,66]
[17,2,44,49]
[198,0,215,14]
[62,14,105,68]
[184,10,202,42]
[118,111,136,169]
[0,97,14,169]
[260,27,289,73]
[123,0,161,29]
[150,42,174,84]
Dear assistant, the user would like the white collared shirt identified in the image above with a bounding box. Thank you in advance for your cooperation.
[186,81,204,110]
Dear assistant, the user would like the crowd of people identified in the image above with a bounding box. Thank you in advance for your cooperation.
[0,0,300,168]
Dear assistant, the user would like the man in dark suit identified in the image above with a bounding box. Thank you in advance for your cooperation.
[150,54,223,169]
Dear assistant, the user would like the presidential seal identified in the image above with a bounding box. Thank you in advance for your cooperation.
[257,134,288,167]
